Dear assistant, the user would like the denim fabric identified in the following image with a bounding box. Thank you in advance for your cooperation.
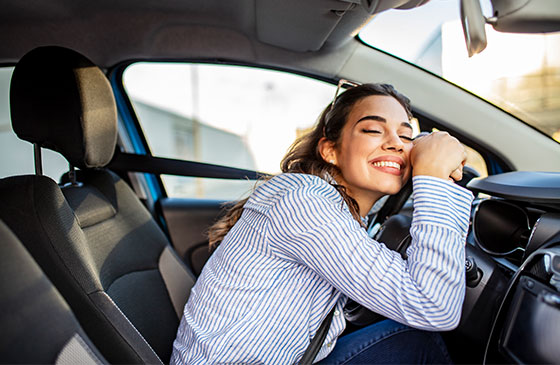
[317,319,453,364]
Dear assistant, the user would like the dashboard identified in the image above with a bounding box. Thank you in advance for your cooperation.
[463,171,560,363]
[470,171,560,263]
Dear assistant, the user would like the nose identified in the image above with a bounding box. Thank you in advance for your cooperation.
[382,131,404,152]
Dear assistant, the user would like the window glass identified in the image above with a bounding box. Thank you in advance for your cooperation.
[0,67,68,180]
[360,0,560,144]
[123,63,335,199]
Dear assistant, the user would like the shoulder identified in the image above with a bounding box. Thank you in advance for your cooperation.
[262,174,353,230]
[248,173,341,209]
[270,173,335,194]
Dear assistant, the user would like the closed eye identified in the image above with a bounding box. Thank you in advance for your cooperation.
[362,129,413,141]
[361,129,382,134]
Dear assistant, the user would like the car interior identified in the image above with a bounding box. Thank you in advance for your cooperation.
[1,0,560,364]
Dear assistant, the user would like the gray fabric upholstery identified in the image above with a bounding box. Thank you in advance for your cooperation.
[9,46,117,169]
[0,171,195,364]
[159,246,193,317]
[69,170,187,362]
[63,185,117,228]
[0,220,106,364]
[56,334,104,365]
[105,269,178,361]
[88,291,162,364]
[0,175,142,364]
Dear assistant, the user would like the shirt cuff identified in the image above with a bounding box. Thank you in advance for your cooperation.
[411,175,474,237]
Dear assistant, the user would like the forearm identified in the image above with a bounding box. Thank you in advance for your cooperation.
[400,175,473,330]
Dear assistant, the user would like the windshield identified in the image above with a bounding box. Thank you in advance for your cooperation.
[359,0,560,143]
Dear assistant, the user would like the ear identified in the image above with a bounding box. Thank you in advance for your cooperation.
[318,137,337,165]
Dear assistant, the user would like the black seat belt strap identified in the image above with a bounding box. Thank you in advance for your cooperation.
[108,150,266,180]
[300,306,336,365]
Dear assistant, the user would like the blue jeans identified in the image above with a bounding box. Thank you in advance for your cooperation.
[316,319,453,364]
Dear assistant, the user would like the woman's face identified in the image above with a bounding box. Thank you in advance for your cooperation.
[326,95,414,214]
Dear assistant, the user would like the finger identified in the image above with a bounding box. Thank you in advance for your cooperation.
[449,167,463,182]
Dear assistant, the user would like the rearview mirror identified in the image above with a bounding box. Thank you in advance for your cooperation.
[460,0,487,57]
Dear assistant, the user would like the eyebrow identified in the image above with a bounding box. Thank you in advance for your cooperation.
[355,115,413,130]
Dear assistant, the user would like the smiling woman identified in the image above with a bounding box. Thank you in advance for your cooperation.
[171,83,474,364]
[318,94,414,215]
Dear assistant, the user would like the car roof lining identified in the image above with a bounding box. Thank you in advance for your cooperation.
[0,0,422,68]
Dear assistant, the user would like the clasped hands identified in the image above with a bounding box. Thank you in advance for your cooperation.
[410,131,467,182]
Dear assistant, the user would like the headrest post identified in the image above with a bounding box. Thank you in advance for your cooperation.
[68,164,78,186]
[33,143,43,176]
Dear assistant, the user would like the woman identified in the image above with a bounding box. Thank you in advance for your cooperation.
[171,83,473,364]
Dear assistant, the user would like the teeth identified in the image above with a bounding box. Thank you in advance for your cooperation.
[372,161,401,169]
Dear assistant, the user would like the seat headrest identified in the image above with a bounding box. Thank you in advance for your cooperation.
[10,46,117,169]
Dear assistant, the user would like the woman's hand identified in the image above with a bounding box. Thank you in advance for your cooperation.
[410,131,467,181]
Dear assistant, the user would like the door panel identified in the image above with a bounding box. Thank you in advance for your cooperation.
[158,197,228,276]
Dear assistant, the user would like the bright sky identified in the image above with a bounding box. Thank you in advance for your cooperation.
[441,22,560,92]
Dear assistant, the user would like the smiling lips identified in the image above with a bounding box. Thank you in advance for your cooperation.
[370,156,405,176]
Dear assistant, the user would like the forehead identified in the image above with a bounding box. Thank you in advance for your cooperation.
[346,95,409,125]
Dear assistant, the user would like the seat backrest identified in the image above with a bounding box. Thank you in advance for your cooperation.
[1,46,196,364]
[0,219,106,364]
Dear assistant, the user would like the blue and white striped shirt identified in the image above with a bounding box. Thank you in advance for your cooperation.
[171,173,474,364]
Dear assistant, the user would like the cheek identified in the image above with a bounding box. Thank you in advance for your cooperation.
[403,144,413,178]
[338,135,367,163]
[349,135,381,157]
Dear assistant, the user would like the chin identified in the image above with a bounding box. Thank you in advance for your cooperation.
[379,186,403,196]
[373,179,407,195]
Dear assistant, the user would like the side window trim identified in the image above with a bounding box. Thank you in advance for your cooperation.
[110,67,165,208]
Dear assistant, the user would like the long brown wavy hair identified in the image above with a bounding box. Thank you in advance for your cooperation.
[208,83,412,250]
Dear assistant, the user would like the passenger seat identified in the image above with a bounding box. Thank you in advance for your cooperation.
[0,46,195,364]
[0,219,106,364]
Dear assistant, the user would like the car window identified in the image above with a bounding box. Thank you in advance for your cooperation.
[0,67,68,180]
[359,0,560,144]
[123,63,336,199]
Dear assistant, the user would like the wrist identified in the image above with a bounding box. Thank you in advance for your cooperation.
[412,168,449,180]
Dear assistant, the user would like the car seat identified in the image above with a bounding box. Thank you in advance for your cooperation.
[0,219,107,364]
[0,46,195,364]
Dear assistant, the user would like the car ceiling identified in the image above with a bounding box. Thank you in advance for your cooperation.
[0,0,427,71]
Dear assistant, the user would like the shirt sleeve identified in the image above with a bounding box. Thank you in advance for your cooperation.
[266,175,474,331]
